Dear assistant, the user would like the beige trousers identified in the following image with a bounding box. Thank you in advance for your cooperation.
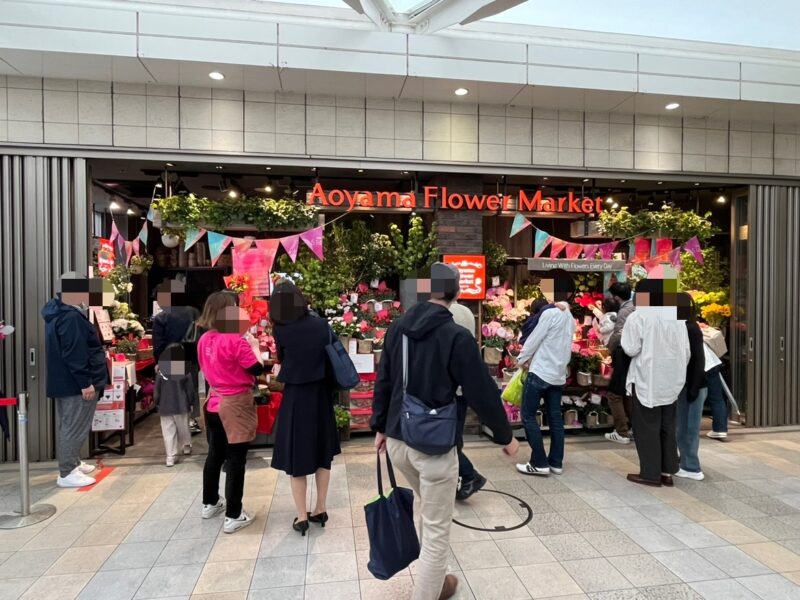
[160,414,191,460]
[387,437,459,600]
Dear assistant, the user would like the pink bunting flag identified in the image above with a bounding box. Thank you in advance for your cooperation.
[533,229,551,257]
[634,238,651,263]
[132,238,140,256]
[233,238,254,253]
[138,221,149,246]
[683,236,703,264]
[599,241,618,260]
[669,247,683,271]
[582,244,599,260]
[565,242,583,259]
[255,238,281,273]
[549,237,568,259]
[644,256,662,271]
[300,227,324,261]
[110,221,120,243]
[656,238,673,256]
[281,234,300,263]
[123,241,134,266]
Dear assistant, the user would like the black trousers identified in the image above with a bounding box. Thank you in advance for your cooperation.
[202,408,249,519]
[631,392,679,482]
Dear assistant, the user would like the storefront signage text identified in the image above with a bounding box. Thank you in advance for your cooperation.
[307,183,603,215]
[443,255,486,300]
[528,258,626,272]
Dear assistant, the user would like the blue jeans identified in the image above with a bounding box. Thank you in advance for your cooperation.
[705,366,728,433]
[458,448,476,481]
[521,372,564,469]
[676,386,707,473]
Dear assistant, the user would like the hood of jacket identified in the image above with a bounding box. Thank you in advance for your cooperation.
[397,301,454,340]
[41,297,82,322]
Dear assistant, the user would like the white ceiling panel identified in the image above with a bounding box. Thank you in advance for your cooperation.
[278,68,405,97]
[400,76,524,104]
[140,58,282,91]
[0,49,151,81]
[138,12,278,45]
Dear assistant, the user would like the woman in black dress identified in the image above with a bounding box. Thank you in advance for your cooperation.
[270,281,340,536]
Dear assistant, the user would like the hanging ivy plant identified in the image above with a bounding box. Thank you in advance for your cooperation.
[598,206,719,242]
[153,194,317,232]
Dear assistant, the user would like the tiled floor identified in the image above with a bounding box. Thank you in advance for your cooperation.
[2,430,800,599]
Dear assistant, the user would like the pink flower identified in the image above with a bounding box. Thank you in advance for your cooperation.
[342,311,354,324]
[571,343,581,353]
[356,283,369,294]
[393,301,401,309]
[360,302,370,312]
[375,329,386,340]
[359,320,370,332]
[378,281,389,293]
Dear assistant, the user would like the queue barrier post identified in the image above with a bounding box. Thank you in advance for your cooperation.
[0,392,57,529]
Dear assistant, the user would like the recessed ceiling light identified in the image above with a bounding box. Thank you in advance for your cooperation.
[126,208,135,215]
[665,102,680,110]
[265,167,272,171]
[265,184,273,193]
[620,179,626,183]
[717,195,727,204]
[657,181,663,185]
[454,88,469,96]
[543,177,549,181]
[582,178,590,183]
[209,71,224,80]
[358,169,364,173]
[228,190,238,199]
[215,165,223,170]
[166,162,174,167]
[605,197,614,204]
[401,171,409,175]
[611,202,619,209]
[109,201,120,210]
[694,182,700,186]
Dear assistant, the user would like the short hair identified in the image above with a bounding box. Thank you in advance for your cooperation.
[602,297,620,314]
[197,290,238,330]
[539,268,575,302]
[530,297,549,315]
[430,262,460,303]
[608,282,632,301]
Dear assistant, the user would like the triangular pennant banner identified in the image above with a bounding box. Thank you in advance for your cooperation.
[549,237,568,259]
[147,205,155,222]
[110,221,120,243]
[634,238,651,262]
[124,241,134,266]
[509,213,531,238]
[184,228,206,251]
[683,236,703,264]
[281,234,300,262]
[255,238,281,272]
[207,232,232,267]
[565,242,583,260]
[138,221,149,246]
[132,238,140,256]
[599,241,618,260]
[669,247,683,271]
[533,229,552,258]
[300,227,324,261]
[644,256,662,271]
[582,244,599,259]
[233,237,254,253]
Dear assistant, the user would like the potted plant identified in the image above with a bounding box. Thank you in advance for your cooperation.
[356,320,375,354]
[129,254,153,275]
[334,405,351,441]
[482,321,513,365]
[484,240,508,285]
[115,338,139,360]
[390,217,438,308]
[373,329,386,364]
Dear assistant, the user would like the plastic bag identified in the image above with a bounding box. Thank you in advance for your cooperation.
[501,368,527,407]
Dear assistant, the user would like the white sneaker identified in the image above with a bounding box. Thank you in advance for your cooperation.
[166,456,176,467]
[605,431,631,445]
[707,431,728,440]
[57,468,96,488]
[675,468,705,481]
[78,461,96,475]
[202,499,225,519]
[550,466,563,475]
[223,510,254,534]
[516,463,550,476]
[183,445,192,456]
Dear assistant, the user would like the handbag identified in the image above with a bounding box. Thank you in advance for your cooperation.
[325,328,360,391]
[400,334,458,455]
[501,367,526,407]
[365,450,420,580]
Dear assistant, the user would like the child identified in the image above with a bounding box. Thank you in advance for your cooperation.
[591,297,620,347]
[155,343,197,466]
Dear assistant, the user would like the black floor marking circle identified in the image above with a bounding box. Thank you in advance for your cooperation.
[452,489,533,532]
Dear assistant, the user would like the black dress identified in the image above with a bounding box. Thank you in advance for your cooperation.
[270,315,341,476]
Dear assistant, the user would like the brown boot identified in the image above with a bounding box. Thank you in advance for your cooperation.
[439,574,459,600]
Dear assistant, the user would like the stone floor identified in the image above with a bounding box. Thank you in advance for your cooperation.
[2,429,800,600]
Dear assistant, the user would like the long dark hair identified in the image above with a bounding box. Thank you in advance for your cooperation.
[270,281,309,325]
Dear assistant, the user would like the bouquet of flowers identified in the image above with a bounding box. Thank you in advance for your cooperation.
[224,273,251,295]
[701,303,731,328]
[483,285,515,319]
[575,291,604,310]
[482,320,515,349]
[111,318,145,339]
[571,346,601,373]
[499,305,530,333]
[111,300,138,320]
[329,316,359,338]
[688,290,729,309]
[357,319,376,340]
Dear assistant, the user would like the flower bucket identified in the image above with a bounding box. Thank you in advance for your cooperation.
[374,349,382,364]
[599,412,613,425]
[564,409,579,426]
[576,371,592,387]
[502,368,515,382]
[339,336,352,353]
[382,300,394,311]
[592,374,610,387]
[357,339,373,354]
[585,411,600,427]
[129,264,145,275]
[484,346,503,365]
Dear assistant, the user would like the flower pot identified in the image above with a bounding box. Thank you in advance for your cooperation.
[129,265,145,275]
[599,412,613,425]
[339,336,352,353]
[357,339,373,354]
[591,373,610,387]
[576,371,592,387]
[564,409,579,426]
[161,234,180,248]
[585,410,600,427]
[382,300,394,311]
[502,368,515,382]
[124,353,138,362]
[339,427,351,442]
[483,346,503,365]
[374,349,382,364]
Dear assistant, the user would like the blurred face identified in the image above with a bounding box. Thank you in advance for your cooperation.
[157,280,186,311]
[216,306,249,335]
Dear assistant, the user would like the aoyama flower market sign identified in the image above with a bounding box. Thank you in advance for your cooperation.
[307,183,604,215]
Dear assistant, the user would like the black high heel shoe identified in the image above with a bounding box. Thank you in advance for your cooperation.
[293,518,309,536]
[308,511,329,527]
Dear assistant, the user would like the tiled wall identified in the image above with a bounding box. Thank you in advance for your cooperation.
[1,75,800,177]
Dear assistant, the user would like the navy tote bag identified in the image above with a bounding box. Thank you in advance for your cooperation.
[364,450,420,580]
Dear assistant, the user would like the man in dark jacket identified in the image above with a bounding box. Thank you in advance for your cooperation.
[372,263,518,600]
[605,282,636,444]
[42,273,111,488]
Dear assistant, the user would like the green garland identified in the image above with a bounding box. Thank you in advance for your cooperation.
[153,194,317,232]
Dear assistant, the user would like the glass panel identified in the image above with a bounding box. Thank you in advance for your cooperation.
[731,189,749,415]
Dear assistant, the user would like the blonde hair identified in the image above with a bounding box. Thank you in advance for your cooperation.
[197,291,237,330]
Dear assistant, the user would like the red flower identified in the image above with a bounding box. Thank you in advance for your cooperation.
[356,282,369,294]
[342,311,354,324]
[378,281,389,293]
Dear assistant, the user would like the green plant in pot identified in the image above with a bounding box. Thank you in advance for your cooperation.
[598,206,719,242]
[484,240,508,283]
[390,216,438,308]
[129,254,153,275]
[334,405,351,441]
[115,338,139,357]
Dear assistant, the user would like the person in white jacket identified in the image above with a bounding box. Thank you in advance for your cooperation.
[622,278,691,488]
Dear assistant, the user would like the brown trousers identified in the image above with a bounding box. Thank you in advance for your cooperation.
[607,391,633,436]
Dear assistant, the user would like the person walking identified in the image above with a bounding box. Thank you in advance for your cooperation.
[197,291,264,534]
[701,325,729,440]
[448,300,486,501]
[372,263,518,600]
[270,281,341,536]
[675,300,714,481]
[155,344,196,467]
[515,270,576,477]
[622,279,691,487]
[42,272,111,488]
[605,282,636,444]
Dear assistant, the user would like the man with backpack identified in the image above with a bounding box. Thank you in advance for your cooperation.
[372,263,518,600]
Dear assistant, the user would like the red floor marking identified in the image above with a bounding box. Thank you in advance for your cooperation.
[77,466,115,492]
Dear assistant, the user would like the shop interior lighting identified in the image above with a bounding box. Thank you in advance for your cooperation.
[109,200,121,210]
[582,178,590,182]
[126,208,135,215]
[605,196,614,204]
[154,182,163,189]
[694,182,701,186]
[215,165,223,170]
[265,167,272,171]
[665,102,680,110]
[166,162,174,167]
[717,195,727,204]
[620,179,626,183]
[208,71,224,80]
[611,202,619,209]
[454,88,469,96]
[358,169,364,173]
[401,171,409,175]
[657,181,663,185]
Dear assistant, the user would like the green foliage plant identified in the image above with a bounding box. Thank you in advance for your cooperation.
[598,206,719,242]
[679,247,729,292]
[483,240,509,279]
[387,216,438,279]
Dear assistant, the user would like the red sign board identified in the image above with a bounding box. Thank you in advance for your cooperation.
[443,255,486,300]
[97,238,115,276]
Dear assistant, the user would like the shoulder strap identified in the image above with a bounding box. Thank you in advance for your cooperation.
[402,334,408,393]
[376,449,398,497]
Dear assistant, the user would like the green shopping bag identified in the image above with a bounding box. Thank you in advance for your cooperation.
[501,368,527,407]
